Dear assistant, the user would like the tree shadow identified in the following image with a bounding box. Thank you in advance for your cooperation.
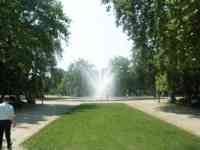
[16,103,75,125]
[157,103,200,119]
[15,103,100,126]
[70,104,100,113]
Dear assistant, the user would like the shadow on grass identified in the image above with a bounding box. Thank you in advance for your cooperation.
[157,103,200,119]
[70,104,100,114]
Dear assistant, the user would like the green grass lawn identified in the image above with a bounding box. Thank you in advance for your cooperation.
[24,104,200,150]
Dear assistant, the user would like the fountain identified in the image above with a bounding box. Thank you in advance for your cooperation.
[81,66,115,100]
[93,68,115,99]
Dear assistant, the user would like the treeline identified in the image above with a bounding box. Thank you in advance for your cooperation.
[0,0,70,103]
[102,0,200,104]
[47,57,154,97]
[111,56,155,96]
[47,59,96,97]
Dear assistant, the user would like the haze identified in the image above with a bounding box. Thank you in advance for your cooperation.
[57,0,132,70]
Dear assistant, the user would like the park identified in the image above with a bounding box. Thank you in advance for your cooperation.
[0,0,200,150]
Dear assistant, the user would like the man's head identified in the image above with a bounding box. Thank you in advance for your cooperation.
[0,95,10,104]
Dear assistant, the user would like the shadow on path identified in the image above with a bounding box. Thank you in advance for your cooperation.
[16,103,75,125]
[157,104,200,119]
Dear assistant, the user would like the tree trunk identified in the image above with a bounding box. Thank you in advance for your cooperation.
[169,92,176,103]
[158,91,161,103]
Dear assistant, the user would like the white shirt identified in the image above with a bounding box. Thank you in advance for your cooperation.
[0,102,15,120]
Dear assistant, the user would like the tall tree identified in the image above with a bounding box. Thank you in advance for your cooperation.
[60,59,96,97]
[111,56,131,96]
[0,0,70,103]
[102,0,200,103]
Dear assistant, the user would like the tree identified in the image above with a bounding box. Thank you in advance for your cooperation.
[0,0,70,103]
[102,0,157,96]
[155,73,168,102]
[51,59,96,97]
[45,68,66,95]
[111,56,131,96]
[102,0,200,104]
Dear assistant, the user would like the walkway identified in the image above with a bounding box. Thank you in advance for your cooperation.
[126,100,200,137]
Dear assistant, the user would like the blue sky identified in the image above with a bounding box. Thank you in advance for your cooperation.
[57,0,132,70]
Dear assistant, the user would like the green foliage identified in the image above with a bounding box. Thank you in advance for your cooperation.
[45,68,66,95]
[102,0,200,102]
[47,59,96,97]
[65,59,96,96]
[155,73,168,95]
[111,56,130,96]
[0,0,70,103]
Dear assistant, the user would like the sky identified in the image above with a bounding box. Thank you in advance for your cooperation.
[57,0,132,70]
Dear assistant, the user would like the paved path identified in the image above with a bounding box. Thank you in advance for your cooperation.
[8,101,80,150]
[126,100,200,137]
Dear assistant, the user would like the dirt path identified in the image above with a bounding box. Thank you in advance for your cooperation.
[7,101,80,150]
[126,100,200,137]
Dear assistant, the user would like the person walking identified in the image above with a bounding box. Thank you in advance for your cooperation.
[0,97,16,150]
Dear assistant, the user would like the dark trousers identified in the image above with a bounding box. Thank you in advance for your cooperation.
[0,120,12,150]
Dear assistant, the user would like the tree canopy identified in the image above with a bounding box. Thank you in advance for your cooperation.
[46,59,96,97]
[0,0,70,103]
[102,0,200,103]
